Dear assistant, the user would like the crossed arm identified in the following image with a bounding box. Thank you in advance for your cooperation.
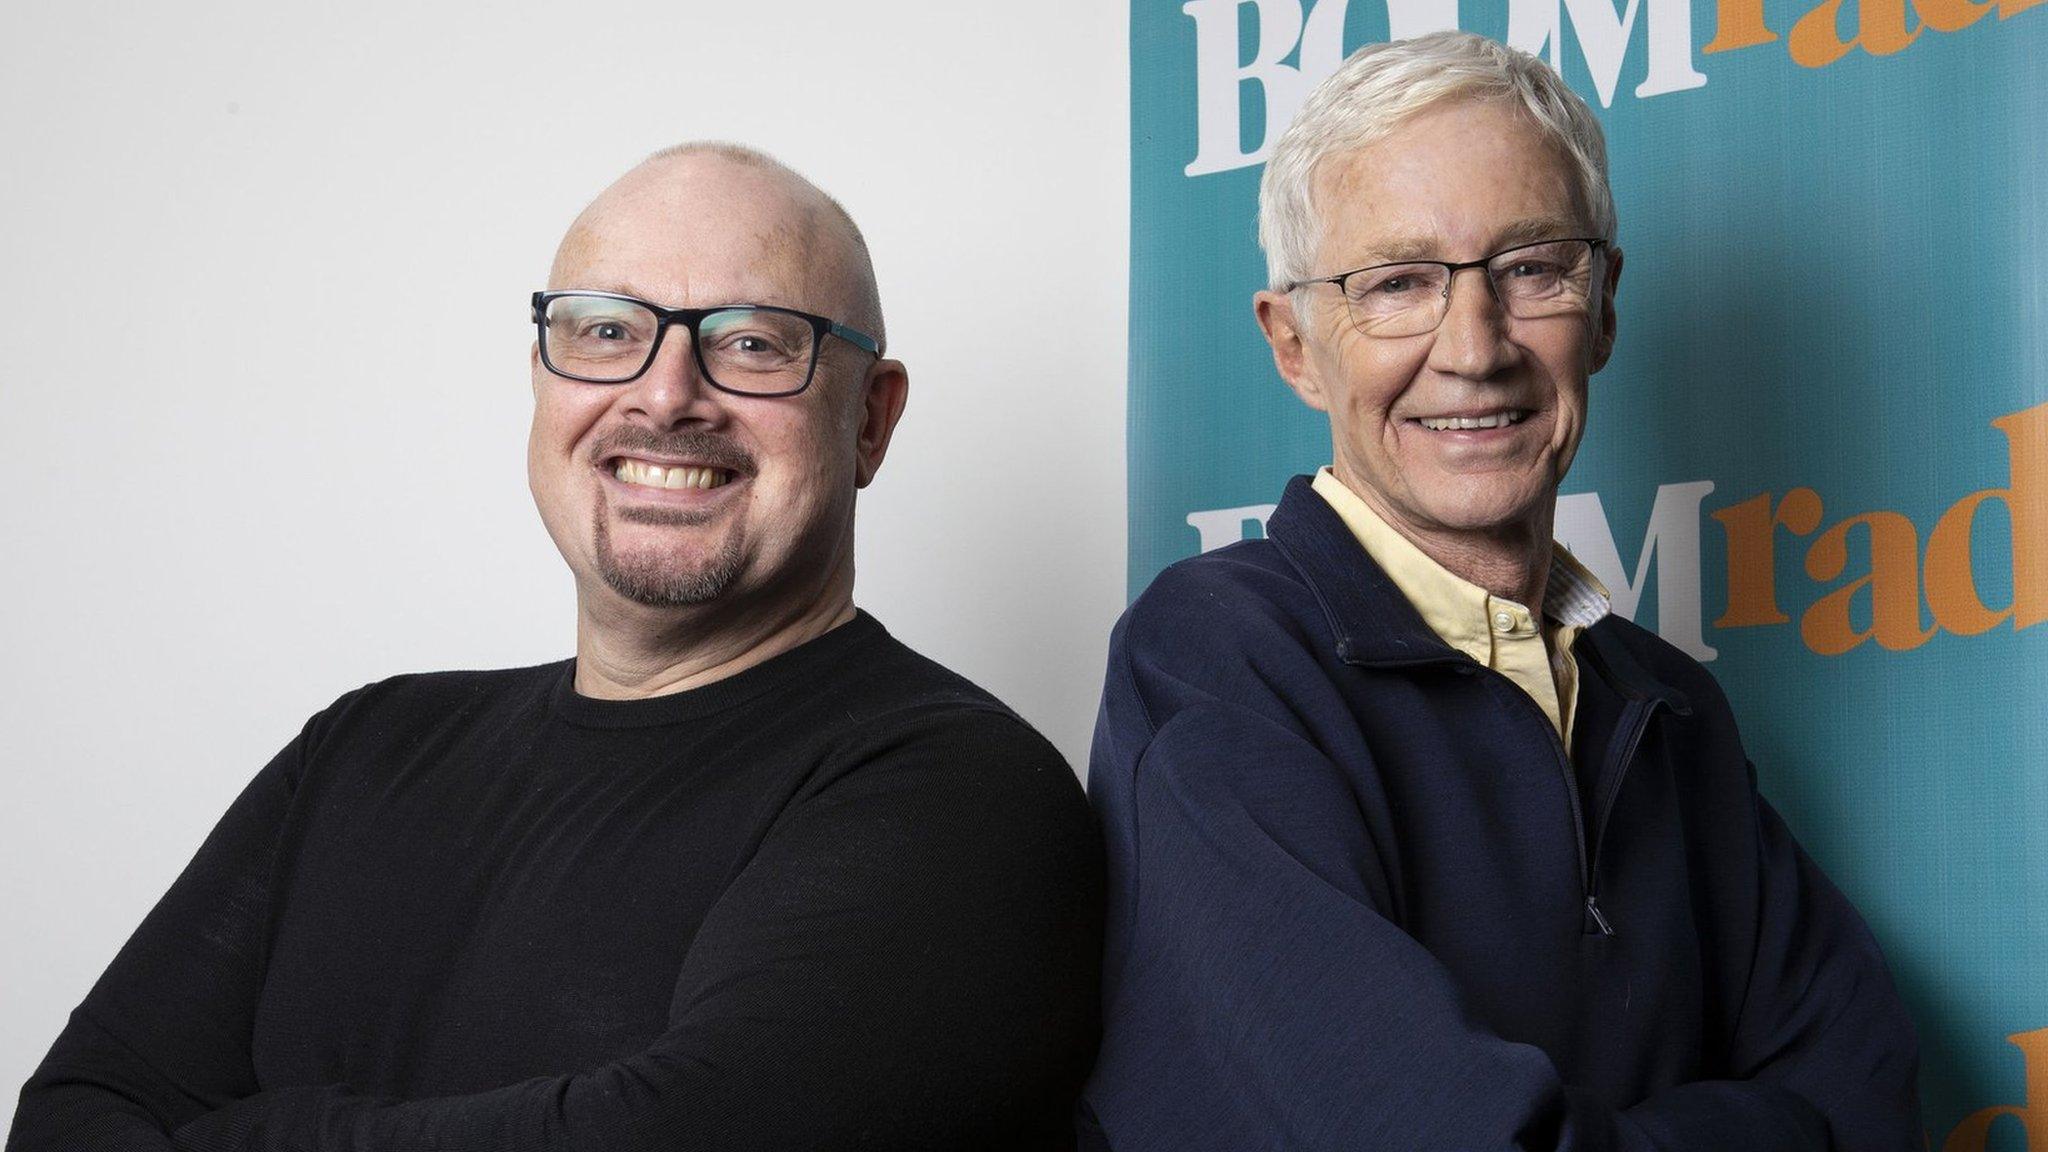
[9,713,1103,1152]
[1082,613,1920,1152]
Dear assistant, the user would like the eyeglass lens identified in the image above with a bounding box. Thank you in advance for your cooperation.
[541,296,817,392]
[1342,240,1597,337]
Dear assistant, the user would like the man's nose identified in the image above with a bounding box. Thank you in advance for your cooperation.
[1426,266,1517,380]
[623,333,721,428]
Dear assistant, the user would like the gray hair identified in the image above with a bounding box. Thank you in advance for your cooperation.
[1257,31,1615,292]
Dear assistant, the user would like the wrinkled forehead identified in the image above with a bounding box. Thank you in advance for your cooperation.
[548,159,855,316]
[1310,100,1588,263]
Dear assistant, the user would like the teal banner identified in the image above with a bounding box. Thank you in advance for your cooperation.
[1128,1,2048,1146]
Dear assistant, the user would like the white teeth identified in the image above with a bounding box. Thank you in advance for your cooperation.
[1418,411,1528,431]
[612,460,731,490]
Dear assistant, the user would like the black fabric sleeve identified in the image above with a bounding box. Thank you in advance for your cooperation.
[167,710,1104,1152]
[7,727,307,1152]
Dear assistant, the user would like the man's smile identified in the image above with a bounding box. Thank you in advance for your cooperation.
[1410,407,1532,431]
[608,456,738,491]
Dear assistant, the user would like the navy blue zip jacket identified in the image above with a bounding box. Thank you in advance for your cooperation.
[1081,477,1919,1151]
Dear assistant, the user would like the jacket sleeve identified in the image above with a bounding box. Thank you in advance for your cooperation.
[1719,775,1922,1150]
[166,713,1104,1152]
[7,734,305,1152]
[1081,593,1839,1152]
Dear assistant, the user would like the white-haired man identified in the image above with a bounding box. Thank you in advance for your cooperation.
[9,145,1103,1152]
[1084,32,1918,1151]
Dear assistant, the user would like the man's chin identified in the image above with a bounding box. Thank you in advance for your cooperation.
[1410,480,1553,538]
[616,504,725,528]
[597,551,743,608]
[591,516,745,608]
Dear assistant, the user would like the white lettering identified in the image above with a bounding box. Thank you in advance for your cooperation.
[1183,482,1718,658]
[1186,504,1279,551]
[1505,0,1706,107]
[1555,481,1718,660]
[1183,0,1309,176]
[1184,0,1704,175]
[1184,0,1462,176]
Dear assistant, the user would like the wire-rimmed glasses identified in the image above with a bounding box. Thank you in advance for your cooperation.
[1286,238,1608,338]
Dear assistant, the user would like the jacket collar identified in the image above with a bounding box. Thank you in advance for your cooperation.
[1263,474,1692,713]
[1265,475,1460,669]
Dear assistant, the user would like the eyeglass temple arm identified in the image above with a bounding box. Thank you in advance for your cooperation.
[830,322,880,355]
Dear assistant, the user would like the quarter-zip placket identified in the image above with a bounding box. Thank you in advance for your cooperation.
[1457,657,1666,938]
[1505,672,1613,937]
[1581,697,1665,934]
[1360,649,1610,937]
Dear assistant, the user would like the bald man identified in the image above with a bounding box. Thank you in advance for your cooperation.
[8,145,1103,1152]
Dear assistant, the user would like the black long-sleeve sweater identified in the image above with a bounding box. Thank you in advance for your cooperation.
[9,612,1104,1151]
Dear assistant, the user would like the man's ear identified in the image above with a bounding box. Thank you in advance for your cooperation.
[853,359,910,489]
[1590,246,1623,373]
[1254,290,1330,412]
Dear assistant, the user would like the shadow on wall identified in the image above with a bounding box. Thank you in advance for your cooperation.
[1626,218,2045,1150]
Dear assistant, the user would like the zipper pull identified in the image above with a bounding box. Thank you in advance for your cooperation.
[1585,895,1616,937]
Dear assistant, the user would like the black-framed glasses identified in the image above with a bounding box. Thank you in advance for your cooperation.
[532,290,881,397]
[1286,238,1608,339]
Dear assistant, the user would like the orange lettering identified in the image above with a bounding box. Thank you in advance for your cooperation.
[1941,1027,2048,1152]
[1994,403,2048,629]
[1916,0,1995,30]
[1790,0,1859,63]
[1802,511,1934,653]
[1707,0,1780,50]
[1927,489,2012,634]
[1715,489,1823,627]
[1896,402,2042,637]
[1790,0,1924,65]
[2004,0,2046,16]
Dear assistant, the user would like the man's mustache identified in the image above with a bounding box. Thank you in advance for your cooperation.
[589,428,756,476]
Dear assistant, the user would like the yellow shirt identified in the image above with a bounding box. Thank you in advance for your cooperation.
[1310,468,1610,750]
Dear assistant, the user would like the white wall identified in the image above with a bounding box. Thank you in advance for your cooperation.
[0,1,1127,1095]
